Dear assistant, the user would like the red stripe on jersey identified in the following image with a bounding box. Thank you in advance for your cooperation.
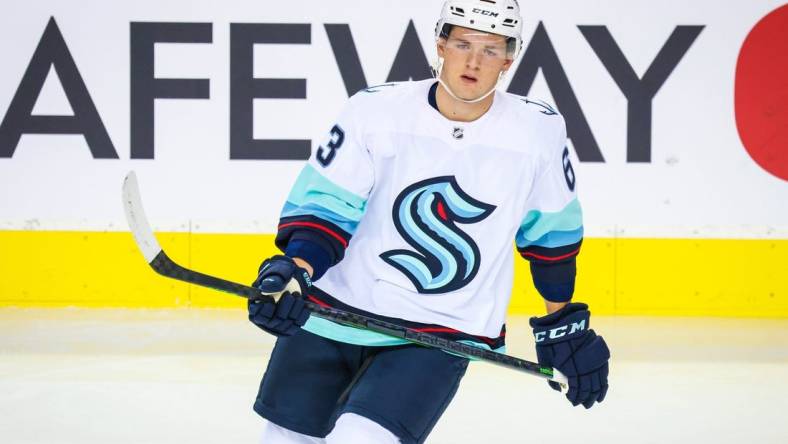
[278,221,348,248]
[413,327,459,334]
[306,295,331,308]
[414,327,497,346]
[521,248,580,262]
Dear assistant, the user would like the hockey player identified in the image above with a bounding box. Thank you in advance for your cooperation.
[247,1,610,442]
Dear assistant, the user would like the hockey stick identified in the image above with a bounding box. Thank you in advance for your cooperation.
[122,171,568,387]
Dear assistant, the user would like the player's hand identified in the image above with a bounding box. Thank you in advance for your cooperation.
[248,255,312,337]
[254,255,312,296]
[529,302,610,409]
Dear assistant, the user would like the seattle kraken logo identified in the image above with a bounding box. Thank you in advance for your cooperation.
[380,177,496,294]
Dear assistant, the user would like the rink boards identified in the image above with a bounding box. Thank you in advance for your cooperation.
[1,1,787,316]
[1,230,785,317]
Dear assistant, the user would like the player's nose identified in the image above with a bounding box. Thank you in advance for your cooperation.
[465,50,483,69]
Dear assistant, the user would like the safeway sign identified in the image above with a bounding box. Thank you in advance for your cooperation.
[0,0,785,237]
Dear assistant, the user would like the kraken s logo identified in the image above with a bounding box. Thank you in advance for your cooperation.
[380,177,496,294]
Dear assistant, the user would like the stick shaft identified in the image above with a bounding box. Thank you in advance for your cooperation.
[122,171,567,385]
[150,250,556,379]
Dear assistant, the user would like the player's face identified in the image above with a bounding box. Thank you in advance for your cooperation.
[437,26,513,101]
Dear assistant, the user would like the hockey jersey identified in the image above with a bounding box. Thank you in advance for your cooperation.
[275,79,583,349]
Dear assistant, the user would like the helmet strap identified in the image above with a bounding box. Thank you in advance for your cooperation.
[431,57,507,105]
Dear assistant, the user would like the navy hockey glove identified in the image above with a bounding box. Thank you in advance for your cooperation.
[248,255,312,337]
[529,302,610,409]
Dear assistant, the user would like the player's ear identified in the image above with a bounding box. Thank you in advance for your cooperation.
[501,57,513,72]
[437,38,446,58]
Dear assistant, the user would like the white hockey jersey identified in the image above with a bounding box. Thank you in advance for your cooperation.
[276,79,582,347]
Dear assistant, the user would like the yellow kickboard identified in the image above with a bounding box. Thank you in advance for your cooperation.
[1,231,786,317]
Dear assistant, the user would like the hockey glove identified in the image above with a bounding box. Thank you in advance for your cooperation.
[529,302,610,409]
[248,255,312,337]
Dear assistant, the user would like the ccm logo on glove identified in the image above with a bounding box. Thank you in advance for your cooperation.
[529,302,610,408]
[534,319,586,343]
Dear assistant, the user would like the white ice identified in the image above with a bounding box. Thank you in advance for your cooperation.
[1,308,787,444]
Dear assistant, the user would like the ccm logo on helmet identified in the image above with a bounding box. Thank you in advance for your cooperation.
[472,8,499,17]
[534,320,587,343]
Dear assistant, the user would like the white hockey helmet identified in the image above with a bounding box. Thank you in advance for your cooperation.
[435,0,524,58]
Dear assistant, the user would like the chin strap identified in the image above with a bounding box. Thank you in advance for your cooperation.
[431,57,504,104]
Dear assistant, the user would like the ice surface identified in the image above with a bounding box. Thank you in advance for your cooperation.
[1,308,787,444]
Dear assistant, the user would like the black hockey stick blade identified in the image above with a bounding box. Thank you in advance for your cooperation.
[121,171,568,386]
[122,172,266,300]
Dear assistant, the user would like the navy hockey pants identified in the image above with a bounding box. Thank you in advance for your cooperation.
[253,329,469,444]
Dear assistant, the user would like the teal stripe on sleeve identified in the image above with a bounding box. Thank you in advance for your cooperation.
[282,202,360,235]
[518,226,584,249]
[283,164,368,234]
[516,198,583,246]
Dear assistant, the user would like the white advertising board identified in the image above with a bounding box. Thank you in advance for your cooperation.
[1,0,786,238]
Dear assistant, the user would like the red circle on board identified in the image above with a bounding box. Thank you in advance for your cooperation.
[735,4,788,182]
